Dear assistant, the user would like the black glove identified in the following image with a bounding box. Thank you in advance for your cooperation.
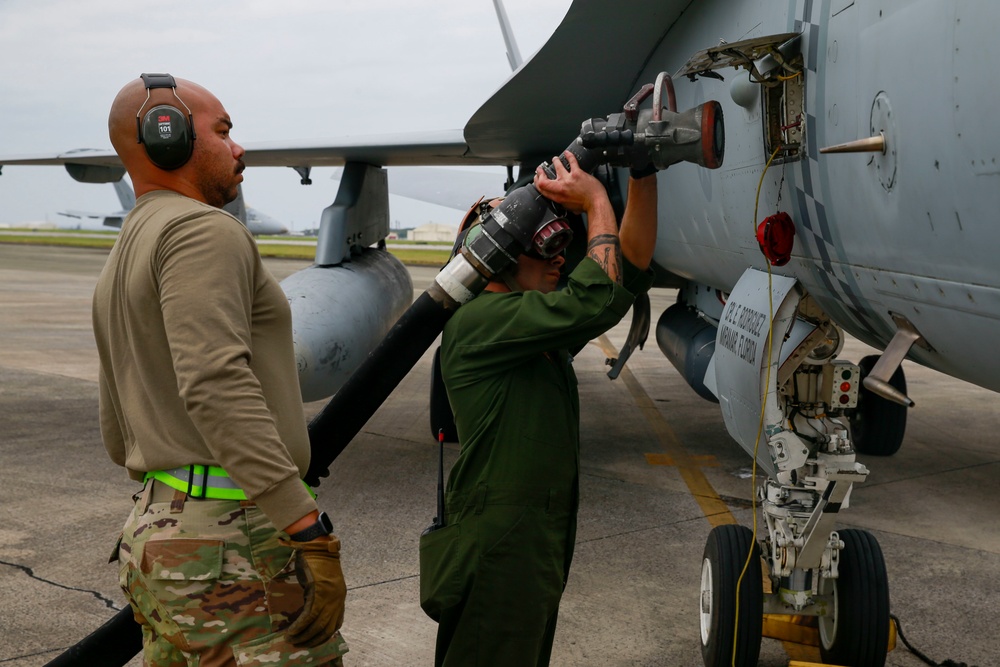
[282,536,347,647]
[630,162,659,180]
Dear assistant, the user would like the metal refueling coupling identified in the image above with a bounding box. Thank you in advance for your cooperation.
[429,254,490,310]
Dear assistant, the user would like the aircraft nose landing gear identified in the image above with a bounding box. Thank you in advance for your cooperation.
[699,526,891,667]
[702,269,892,667]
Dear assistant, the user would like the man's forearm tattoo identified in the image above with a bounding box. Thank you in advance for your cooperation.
[587,233,623,285]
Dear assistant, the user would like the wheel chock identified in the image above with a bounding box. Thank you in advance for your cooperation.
[764,613,898,654]
[763,614,819,645]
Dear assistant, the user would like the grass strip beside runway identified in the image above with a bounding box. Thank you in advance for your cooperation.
[0,232,450,266]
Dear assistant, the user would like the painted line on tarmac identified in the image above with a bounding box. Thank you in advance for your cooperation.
[596,335,736,528]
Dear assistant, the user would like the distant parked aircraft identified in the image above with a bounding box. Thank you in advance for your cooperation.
[59,178,288,235]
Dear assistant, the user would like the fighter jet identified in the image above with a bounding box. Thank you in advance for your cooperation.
[260,3,1000,666]
[3,2,998,666]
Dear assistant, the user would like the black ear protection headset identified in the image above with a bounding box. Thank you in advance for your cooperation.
[136,73,196,170]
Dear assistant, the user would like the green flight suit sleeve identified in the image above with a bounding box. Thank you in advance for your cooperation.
[446,257,652,379]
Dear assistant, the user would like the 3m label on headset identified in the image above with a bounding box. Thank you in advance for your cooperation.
[158,115,173,138]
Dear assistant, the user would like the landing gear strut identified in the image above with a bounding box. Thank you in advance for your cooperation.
[702,269,892,667]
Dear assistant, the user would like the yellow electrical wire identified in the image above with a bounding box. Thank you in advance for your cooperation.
[730,144,783,667]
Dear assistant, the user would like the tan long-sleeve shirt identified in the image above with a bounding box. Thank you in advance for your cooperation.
[92,190,315,530]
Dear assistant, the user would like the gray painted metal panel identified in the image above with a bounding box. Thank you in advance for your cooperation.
[282,249,413,402]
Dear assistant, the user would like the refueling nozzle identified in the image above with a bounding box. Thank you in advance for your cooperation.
[579,72,725,172]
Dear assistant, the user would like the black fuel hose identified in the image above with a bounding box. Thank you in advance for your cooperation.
[305,140,605,485]
[305,289,455,484]
[44,607,141,667]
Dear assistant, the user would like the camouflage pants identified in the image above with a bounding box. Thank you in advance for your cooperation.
[117,483,348,666]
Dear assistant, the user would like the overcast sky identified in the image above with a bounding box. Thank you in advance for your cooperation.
[0,0,572,231]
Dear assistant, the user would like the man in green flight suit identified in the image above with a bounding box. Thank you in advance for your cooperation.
[422,151,659,666]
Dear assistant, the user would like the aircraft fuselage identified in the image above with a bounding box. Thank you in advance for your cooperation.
[645,0,1000,392]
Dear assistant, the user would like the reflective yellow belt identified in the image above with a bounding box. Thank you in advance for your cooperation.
[144,465,316,500]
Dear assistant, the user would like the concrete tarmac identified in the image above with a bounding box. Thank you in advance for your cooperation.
[1,244,998,666]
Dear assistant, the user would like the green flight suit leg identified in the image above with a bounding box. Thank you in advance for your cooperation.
[431,500,573,667]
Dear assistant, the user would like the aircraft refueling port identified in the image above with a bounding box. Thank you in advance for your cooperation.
[675,32,804,163]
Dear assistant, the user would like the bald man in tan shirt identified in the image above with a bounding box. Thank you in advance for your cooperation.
[94,74,346,666]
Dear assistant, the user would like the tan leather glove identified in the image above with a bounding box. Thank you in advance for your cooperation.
[282,536,347,647]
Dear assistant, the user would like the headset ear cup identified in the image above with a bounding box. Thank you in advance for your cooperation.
[140,104,193,170]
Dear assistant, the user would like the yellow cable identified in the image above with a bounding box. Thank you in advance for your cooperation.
[730,144,782,667]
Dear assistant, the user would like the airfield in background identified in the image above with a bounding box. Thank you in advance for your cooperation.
[0,243,997,666]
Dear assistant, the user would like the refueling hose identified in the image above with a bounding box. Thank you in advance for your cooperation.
[304,139,604,485]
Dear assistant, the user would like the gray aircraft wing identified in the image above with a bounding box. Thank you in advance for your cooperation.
[241,130,494,168]
[0,147,123,169]
[0,130,497,173]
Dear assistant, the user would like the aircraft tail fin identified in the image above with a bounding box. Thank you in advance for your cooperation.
[492,0,523,71]
[222,184,248,225]
[112,178,135,210]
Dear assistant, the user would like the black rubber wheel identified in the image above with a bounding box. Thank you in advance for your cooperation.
[429,346,458,443]
[700,525,763,667]
[849,355,907,456]
[819,529,891,667]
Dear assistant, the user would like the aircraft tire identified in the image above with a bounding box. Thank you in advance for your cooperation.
[429,346,458,443]
[819,529,891,667]
[699,525,763,667]
[850,355,907,456]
